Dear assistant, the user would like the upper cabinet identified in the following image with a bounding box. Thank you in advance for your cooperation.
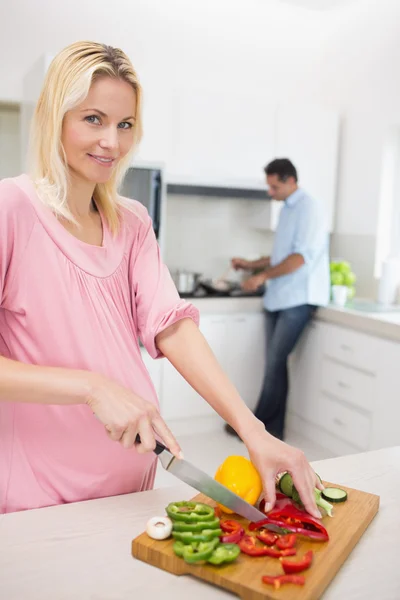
[20,55,340,229]
[274,103,340,232]
[165,85,277,190]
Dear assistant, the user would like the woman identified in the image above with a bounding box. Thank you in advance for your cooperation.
[0,41,322,516]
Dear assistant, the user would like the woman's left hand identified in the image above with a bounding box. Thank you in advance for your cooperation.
[243,425,323,519]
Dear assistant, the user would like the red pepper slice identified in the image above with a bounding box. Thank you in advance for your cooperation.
[249,494,329,542]
[220,519,245,545]
[255,530,279,546]
[262,574,306,589]
[239,535,296,558]
[276,534,297,550]
[280,550,314,574]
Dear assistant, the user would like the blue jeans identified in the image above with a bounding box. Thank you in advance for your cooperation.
[254,305,316,439]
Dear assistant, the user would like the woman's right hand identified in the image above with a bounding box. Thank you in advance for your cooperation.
[85,374,183,459]
[231,257,250,270]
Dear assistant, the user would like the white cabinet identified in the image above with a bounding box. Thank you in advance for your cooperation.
[166,85,276,190]
[287,321,324,424]
[159,312,266,421]
[224,313,265,413]
[274,103,340,232]
[288,318,400,455]
[160,315,226,421]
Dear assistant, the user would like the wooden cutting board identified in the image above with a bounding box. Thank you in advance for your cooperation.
[132,482,379,600]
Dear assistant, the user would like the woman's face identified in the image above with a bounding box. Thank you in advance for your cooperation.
[62,76,136,184]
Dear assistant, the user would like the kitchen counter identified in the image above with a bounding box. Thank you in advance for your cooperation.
[1,446,399,600]
[188,295,264,314]
[186,294,400,342]
[316,303,400,342]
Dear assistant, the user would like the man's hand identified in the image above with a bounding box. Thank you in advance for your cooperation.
[241,273,267,292]
[231,257,251,270]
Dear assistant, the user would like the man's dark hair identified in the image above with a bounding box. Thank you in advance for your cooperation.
[264,158,298,182]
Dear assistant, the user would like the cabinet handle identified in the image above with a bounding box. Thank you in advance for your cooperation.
[232,318,246,323]
[337,381,350,390]
[340,344,353,352]
[333,418,345,427]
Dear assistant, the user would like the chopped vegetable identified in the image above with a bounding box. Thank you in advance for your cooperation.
[255,530,279,546]
[239,535,296,557]
[280,550,313,574]
[277,471,334,517]
[214,456,262,514]
[251,495,329,542]
[276,534,297,550]
[292,486,334,517]
[182,539,220,564]
[173,540,186,558]
[146,516,173,540]
[278,472,294,497]
[172,528,222,544]
[172,517,221,532]
[208,543,241,565]
[166,501,215,523]
[262,574,306,589]
[321,487,348,503]
[220,520,245,544]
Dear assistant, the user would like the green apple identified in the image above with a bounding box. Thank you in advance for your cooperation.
[330,262,338,272]
[331,272,344,286]
[336,261,351,274]
[343,272,356,286]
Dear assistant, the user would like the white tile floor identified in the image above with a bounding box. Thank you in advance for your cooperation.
[154,425,336,488]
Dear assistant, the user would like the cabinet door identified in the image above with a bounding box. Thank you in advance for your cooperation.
[224,313,266,412]
[167,85,276,188]
[287,320,323,424]
[160,315,228,421]
[275,103,340,232]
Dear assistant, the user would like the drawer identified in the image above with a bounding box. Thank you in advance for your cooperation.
[321,324,379,373]
[321,395,371,450]
[321,358,374,413]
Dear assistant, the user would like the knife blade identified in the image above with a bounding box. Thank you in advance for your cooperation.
[136,435,286,533]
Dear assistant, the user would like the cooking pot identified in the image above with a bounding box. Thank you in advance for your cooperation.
[172,270,203,294]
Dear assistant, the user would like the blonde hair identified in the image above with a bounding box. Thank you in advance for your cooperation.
[29,41,143,234]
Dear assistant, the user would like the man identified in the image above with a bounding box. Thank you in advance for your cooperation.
[227,158,330,440]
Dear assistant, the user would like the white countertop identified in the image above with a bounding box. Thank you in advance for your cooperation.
[316,303,400,342]
[187,295,400,342]
[1,447,399,600]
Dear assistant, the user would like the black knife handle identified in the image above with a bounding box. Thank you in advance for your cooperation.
[135,434,167,456]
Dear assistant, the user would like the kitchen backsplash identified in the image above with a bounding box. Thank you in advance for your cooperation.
[165,194,275,279]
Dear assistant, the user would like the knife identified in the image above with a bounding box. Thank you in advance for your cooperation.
[136,435,286,533]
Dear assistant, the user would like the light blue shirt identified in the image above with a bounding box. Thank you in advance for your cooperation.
[264,188,330,312]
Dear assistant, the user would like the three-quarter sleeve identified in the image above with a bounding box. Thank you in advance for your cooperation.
[128,205,199,359]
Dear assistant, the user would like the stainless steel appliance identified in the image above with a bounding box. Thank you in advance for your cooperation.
[120,165,164,240]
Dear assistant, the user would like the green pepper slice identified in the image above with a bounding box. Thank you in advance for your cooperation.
[208,543,241,565]
[173,540,186,558]
[172,528,222,543]
[172,517,221,532]
[166,501,215,523]
[182,539,220,564]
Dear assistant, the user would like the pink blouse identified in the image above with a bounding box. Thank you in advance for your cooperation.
[0,174,199,513]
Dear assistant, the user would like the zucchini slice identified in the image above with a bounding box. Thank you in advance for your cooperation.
[278,472,294,498]
[321,487,348,503]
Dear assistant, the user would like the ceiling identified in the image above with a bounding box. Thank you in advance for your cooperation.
[278,0,361,10]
